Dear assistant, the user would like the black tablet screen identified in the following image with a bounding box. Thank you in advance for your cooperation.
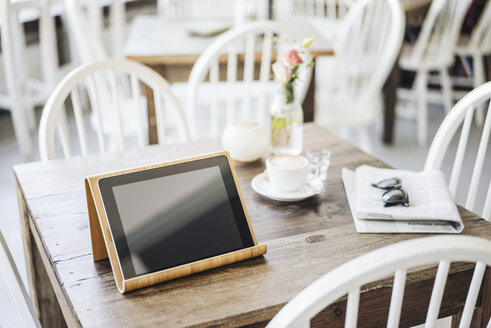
[98,155,254,279]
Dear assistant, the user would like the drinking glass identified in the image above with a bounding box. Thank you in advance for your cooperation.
[306,149,331,181]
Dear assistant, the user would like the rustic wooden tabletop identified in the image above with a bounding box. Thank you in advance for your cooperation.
[14,124,491,327]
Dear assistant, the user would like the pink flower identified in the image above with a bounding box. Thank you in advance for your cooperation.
[282,48,303,66]
[272,62,293,83]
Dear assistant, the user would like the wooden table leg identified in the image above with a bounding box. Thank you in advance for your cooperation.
[16,182,38,312]
[144,85,159,145]
[302,61,316,123]
[16,181,67,327]
[30,228,67,328]
[382,60,400,144]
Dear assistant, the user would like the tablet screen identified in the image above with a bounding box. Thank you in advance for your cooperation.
[98,155,255,279]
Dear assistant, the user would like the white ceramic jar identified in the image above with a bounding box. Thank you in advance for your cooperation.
[222,121,269,162]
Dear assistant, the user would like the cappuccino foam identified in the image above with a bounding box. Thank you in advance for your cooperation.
[269,155,307,169]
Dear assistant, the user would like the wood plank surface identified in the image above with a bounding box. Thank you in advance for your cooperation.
[14,124,491,327]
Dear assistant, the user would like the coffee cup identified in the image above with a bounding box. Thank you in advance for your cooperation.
[266,155,318,192]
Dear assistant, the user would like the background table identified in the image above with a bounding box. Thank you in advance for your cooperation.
[15,124,491,327]
[124,16,334,143]
[124,0,435,145]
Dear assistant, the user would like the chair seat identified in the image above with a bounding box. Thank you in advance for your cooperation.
[315,92,381,128]
[314,57,381,128]
[399,43,453,71]
[0,78,51,110]
[90,95,148,137]
[171,80,278,137]
[455,35,491,56]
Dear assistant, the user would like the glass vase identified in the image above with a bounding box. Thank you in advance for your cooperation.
[270,82,303,155]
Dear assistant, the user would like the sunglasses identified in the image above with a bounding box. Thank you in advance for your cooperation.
[372,177,409,207]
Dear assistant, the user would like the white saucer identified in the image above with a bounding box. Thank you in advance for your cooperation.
[251,173,323,202]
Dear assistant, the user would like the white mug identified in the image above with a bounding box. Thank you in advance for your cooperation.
[222,121,269,162]
[266,155,319,192]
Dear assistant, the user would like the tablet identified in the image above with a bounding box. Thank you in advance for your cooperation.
[92,152,263,288]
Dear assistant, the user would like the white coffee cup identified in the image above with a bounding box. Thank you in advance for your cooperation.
[266,155,317,192]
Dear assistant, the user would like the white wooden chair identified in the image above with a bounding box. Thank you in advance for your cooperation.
[274,0,352,19]
[39,59,190,161]
[273,0,353,43]
[267,235,491,328]
[157,0,268,23]
[182,20,313,140]
[63,0,169,152]
[0,230,41,328]
[314,0,405,153]
[0,0,61,158]
[455,0,491,126]
[397,0,473,146]
[425,81,491,222]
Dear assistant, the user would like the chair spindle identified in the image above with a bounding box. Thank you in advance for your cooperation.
[345,287,360,328]
[70,87,88,156]
[386,269,407,328]
[425,260,450,328]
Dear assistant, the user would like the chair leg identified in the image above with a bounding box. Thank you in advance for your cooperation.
[11,15,28,85]
[440,68,453,115]
[38,3,59,88]
[11,105,33,159]
[110,0,126,58]
[26,104,36,132]
[473,54,485,126]
[415,71,428,146]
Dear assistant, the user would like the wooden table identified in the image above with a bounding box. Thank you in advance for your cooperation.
[125,16,334,143]
[14,124,491,327]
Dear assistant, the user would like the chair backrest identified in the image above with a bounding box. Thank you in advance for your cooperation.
[186,20,313,139]
[409,0,473,67]
[274,0,353,20]
[1,0,59,88]
[157,0,268,22]
[0,230,41,328]
[39,59,190,161]
[425,82,491,221]
[467,0,491,53]
[65,0,125,63]
[83,0,126,58]
[323,0,404,121]
[64,0,108,64]
[267,235,491,328]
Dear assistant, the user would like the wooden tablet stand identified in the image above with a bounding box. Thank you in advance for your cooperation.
[85,151,267,293]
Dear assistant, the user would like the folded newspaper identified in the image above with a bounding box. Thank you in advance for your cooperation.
[342,165,463,233]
